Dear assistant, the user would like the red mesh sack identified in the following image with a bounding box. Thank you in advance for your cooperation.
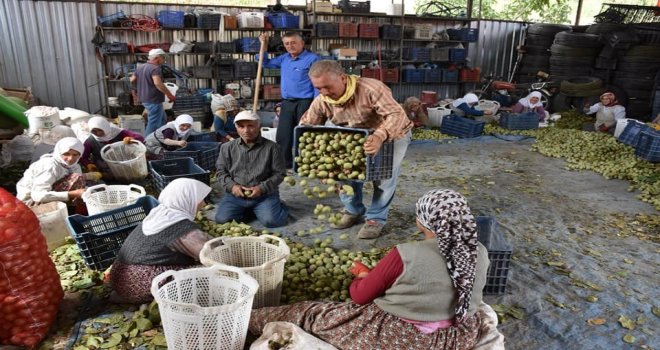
[0,188,64,348]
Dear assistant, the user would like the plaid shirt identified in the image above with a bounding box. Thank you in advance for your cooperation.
[300,77,413,141]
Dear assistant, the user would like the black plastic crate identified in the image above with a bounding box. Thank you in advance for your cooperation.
[339,0,370,14]
[475,216,512,295]
[317,22,339,37]
[192,65,214,79]
[197,13,222,28]
[263,68,281,77]
[163,142,221,171]
[442,69,459,83]
[499,112,539,130]
[634,129,660,162]
[66,196,159,271]
[172,106,211,126]
[447,28,479,42]
[188,131,216,143]
[101,42,129,54]
[192,41,214,53]
[440,115,485,138]
[234,61,257,79]
[149,157,211,192]
[293,126,393,181]
[214,64,234,79]
[380,24,402,40]
[216,41,236,53]
[173,91,206,109]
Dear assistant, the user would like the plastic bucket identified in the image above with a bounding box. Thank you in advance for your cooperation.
[82,184,146,216]
[100,140,148,183]
[200,235,290,309]
[31,201,69,251]
[427,107,451,127]
[151,265,259,350]
[163,83,179,110]
[25,106,61,136]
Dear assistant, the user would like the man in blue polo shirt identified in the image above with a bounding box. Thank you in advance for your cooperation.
[259,32,320,169]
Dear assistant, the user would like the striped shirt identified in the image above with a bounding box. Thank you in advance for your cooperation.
[215,136,286,195]
[300,77,413,141]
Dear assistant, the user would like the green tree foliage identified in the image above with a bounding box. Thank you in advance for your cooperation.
[414,0,571,23]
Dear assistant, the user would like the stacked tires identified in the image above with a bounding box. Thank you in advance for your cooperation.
[612,44,660,120]
[516,24,570,83]
[549,31,602,82]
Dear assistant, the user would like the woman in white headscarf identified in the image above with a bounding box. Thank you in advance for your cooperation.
[512,91,547,122]
[30,125,77,163]
[80,116,145,177]
[144,114,194,158]
[583,91,626,133]
[248,189,490,350]
[450,93,492,118]
[17,137,98,206]
[110,178,212,304]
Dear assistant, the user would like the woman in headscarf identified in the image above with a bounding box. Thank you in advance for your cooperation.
[212,94,241,143]
[30,125,77,163]
[109,178,213,304]
[450,93,492,118]
[583,91,626,133]
[144,114,194,157]
[512,91,547,122]
[402,96,429,128]
[248,189,490,350]
[17,137,99,207]
[80,116,145,178]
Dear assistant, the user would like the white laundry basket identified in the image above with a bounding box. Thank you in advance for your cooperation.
[200,235,290,309]
[100,140,148,183]
[151,265,259,350]
[81,184,146,215]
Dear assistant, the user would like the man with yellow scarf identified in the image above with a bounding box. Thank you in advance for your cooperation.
[299,60,413,239]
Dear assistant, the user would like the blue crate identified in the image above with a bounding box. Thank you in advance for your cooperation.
[402,69,425,83]
[149,157,211,192]
[634,129,660,162]
[293,126,394,181]
[66,196,159,271]
[618,120,651,146]
[476,216,512,295]
[449,48,466,61]
[163,142,221,171]
[442,69,459,83]
[237,37,260,53]
[267,14,299,29]
[402,47,431,61]
[447,28,479,42]
[424,69,442,83]
[97,10,127,26]
[499,112,539,130]
[157,10,185,28]
[440,114,485,138]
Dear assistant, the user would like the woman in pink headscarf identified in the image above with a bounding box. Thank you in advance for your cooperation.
[584,92,626,133]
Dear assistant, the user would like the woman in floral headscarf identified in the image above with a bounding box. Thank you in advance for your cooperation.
[584,91,626,133]
[247,189,491,350]
[144,113,194,157]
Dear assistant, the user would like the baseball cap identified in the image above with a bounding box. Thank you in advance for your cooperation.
[234,110,260,124]
[148,48,167,59]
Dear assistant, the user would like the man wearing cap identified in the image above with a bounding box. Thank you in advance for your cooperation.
[130,48,176,135]
[258,32,320,169]
[215,111,289,228]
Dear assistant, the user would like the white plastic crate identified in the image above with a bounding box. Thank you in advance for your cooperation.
[261,127,277,142]
[119,114,145,136]
[82,184,146,216]
[238,12,264,28]
[200,235,290,309]
[414,24,434,40]
[151,265,259,350]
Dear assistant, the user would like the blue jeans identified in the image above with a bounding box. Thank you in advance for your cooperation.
[339,131,411,225]
[144,102,166,136]
[215,192,289,228]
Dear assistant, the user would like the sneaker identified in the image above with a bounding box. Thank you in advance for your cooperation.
[358,220,384,239]
[330,210,361,229]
